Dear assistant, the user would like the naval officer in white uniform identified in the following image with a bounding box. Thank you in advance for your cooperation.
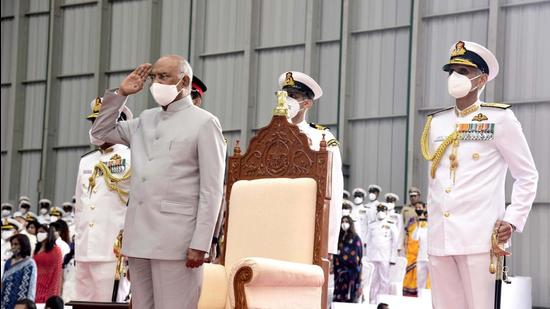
[421,41,538,309]
[278,71,344,256]
[74,97,133,301]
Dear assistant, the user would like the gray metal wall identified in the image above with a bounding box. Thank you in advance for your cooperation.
[1,0,548,306]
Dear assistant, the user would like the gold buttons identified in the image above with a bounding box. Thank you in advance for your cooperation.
[89,222,95,228]
[472,153,480,160]
[444,211,450,217]
[90,205,95,210]
[445,187,452,193]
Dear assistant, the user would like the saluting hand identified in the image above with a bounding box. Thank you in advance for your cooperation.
[186,248,206,268]
[118,63,152,96]
[493,220,515,243]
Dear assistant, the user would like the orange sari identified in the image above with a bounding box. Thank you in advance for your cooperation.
[402,220,419,296]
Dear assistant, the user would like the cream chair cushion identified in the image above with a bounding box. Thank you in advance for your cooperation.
[224,178,318,272]
[229,257,324,309]
[198,263,227,309]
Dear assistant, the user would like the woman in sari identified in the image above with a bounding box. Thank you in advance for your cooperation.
[333,215,363,303]
[1,234,37,309]
[402,201,429,296]
[33,224,62,303]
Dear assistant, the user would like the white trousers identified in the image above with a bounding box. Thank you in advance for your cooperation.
[75,261,117,302]
[417,260,429,289]
[369,261,390,304]
[128,257,203,309]
[429,253,494,309]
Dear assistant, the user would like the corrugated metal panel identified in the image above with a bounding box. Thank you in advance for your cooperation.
[255,47,305,128]
[0,0,16,17]
[351,0,411,30]
[1,18,14,83]
[160,0,191,56]
[25,15,49,80]
[350,29,410,117]
[424,0,489,16]
[320,0,341,41]
[107,72,150,115]
[317,42,339,125]
[19,151,41,205]
[201,54,245,131]
[510,203,550,307]
[28,0,49,13]
[57,77,97,146]
[348,118,407,194]
[54,148,84,205]
[1,84,11,202]
[258,0,306,46]
[1,85,11,150]
[420,12,488,109]
[501,1,550,102]
[110,0,150,70]
[22,84,46,149]
[1,153,6,201]
[61,4,98,75]
[203,0,246,53]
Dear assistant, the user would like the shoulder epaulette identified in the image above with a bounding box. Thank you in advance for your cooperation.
[327,138,340,147]
[309,122,329,131]
[81,148,99,158]
[427,106,453,117]
[481,103,511,109]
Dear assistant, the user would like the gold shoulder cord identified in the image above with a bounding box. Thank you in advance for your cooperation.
[88,162,132,204]
[420,115,459,179]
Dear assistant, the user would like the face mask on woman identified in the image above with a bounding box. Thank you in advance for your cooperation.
[341,222,350,231]
[36,232,48,242]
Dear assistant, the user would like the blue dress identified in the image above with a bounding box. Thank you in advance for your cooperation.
[1,257,37,309]
[333,233,363,302]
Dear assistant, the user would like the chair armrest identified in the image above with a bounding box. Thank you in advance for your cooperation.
[229,257,324,309]
[198,263,228,309]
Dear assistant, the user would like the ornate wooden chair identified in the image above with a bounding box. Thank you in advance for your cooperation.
[198,92,332,309]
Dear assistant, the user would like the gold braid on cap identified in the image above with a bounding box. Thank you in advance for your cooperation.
[420,115,459,178]
[88,162,131,204]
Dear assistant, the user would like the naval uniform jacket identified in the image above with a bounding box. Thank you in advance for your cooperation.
[425,101,538,256]
[74,144,130,262]
[91,90,226,260]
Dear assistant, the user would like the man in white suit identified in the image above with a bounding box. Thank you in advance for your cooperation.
[91,55,226,309]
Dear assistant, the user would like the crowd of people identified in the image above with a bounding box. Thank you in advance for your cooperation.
[332,185,430,304]
[1,196,75,309]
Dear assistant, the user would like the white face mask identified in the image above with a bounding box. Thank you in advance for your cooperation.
[341,222,350,231]
[342,209,351,216]
[89,129,104,146]
[447,71,482,99]
[353,197,363,205]
[1,210,11,217]
[386,202,395,211]
[39,208,49,215]
[1,230,15,240]
[50,216,59,223]
[368,193,377,201]
[377,211,387,220]
[37,232,48,242]
[149,75,189,106]
[285,97,303,120]
[19,208,28,215]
